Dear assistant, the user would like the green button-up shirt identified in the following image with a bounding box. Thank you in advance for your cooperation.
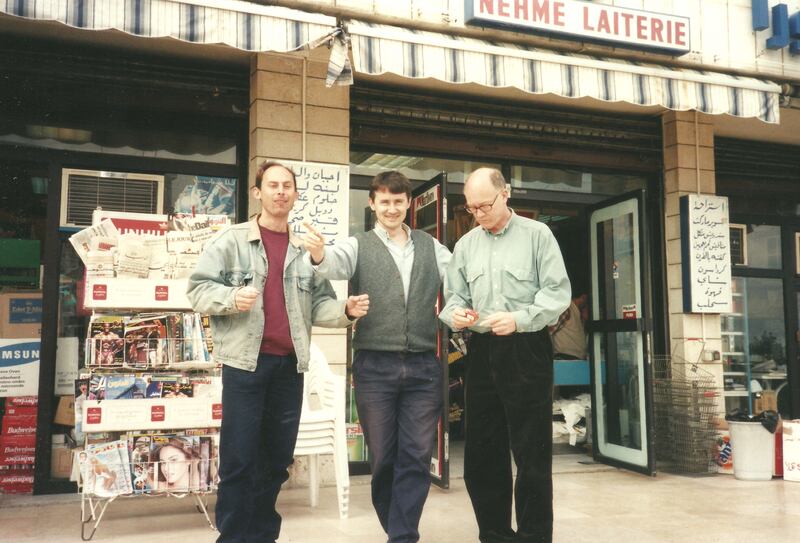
[440,212,571,333]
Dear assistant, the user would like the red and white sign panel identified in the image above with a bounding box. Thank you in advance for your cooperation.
[82,398,222,432]
[465,0,690,54]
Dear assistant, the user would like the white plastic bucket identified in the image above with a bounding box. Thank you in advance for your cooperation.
[729,421,775,481]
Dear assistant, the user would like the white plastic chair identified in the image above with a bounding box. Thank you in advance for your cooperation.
[294,342,350,519]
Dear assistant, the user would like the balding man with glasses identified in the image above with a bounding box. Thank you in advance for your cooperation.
[440,168,571,543]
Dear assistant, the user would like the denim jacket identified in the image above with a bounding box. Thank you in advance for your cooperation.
[186,216,351,372]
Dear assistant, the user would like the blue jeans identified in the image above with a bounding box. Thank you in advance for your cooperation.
[216,354,303,543]
[353,350,443,543]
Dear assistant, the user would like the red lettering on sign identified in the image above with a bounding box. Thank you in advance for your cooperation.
[553,1,565,26]
[651,18,664,43]
[212,403,223,420]
[86,407,102,424]
[93,284,107,301]
[675,21,686,46]
[597,10,610,33]
[621,12,633,36]
[583,6,592,30]
[498,0,510,17]
[514,0,528,20]
[636,15,647,40]
[479,0,494,15]
[151,405,165,422]
[533,0,549,23]
[155,285,169,301]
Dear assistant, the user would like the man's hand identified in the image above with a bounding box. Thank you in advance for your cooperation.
[451,308,479,330]
[482,312,517,336]
[235,286,260,312]
[345,294,370,319]
[303,222,326,265]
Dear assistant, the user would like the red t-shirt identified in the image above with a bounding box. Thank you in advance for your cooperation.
[259,226,294,355]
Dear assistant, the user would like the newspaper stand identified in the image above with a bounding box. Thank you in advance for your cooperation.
[652,339,721,474]
[74,211,226,541]
[79,314,221,540]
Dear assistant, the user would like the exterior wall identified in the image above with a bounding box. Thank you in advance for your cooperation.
[249,51,351,487]
[249,51,350,378]
[304,0,800,81]
[662,111,724,392]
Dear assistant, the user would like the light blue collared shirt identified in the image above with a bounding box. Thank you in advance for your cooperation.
[307,222,451,302]
[440,212,571,333]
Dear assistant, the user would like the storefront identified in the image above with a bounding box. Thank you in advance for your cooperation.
[0,0,798,495]
[0,11,252,494]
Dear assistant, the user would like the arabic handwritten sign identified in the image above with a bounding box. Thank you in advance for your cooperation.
[680,195,732,313]
[281,161,349,243]
[282,161,349,299]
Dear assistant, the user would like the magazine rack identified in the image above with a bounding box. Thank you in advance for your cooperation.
[72,210,228,540]
[78,307,221,541]
[80,468,216,542]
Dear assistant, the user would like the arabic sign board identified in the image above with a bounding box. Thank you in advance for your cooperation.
[680,195,732,313]
[283,161,349,241]
[282,161,350,299]
[464,0,690,54]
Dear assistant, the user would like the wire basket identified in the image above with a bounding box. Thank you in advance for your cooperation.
[652,340,721,474]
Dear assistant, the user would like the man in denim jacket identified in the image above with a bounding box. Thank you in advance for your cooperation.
[187,161,369,543]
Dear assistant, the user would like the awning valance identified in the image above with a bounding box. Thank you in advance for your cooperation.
[348,22,781,124]
[1,0,352,85]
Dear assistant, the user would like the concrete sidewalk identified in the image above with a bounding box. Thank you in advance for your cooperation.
[2,467,799,542]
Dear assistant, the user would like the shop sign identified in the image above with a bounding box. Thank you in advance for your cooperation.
[150,405,165,422]
[0,340,40,398]
[751,0,800,54]
[464,0,690,54]
[8,299,41,324]
[679,195,732,314]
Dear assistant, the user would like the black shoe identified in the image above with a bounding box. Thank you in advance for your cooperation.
[479,529,517,543]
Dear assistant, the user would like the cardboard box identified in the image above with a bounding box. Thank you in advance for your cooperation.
[754,390,778,415]
[0,291,42,339]
[53,396,75,427]
[6,396,38,407]
[51,444,72,479]
[0,468,34,494]
[3,405,37,417]
[783,419,800,482]
[1,415,37,437]
[0,434,36,465]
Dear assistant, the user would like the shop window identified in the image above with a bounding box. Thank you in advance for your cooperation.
[0,122,237,165]
[166,174,238,222]
[722,277,789,416]
[511,165,647,196]
[730,225,782,270]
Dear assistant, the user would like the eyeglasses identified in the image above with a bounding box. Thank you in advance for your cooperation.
[464,191,502,215]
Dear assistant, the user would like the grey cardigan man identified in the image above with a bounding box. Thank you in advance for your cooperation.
[304,170,451,543]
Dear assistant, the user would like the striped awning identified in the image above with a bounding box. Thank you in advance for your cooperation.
[349,22,781,124]
[0,0,352,85]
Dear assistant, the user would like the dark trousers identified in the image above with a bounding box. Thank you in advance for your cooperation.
[216,354,304,543]
[464,331,554,543]
[353,350,443,543]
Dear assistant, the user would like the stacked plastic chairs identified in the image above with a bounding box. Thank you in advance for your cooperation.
[293,342,350,519]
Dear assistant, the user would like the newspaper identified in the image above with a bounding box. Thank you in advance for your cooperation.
[116,234,152,278]
[69,219,119,264]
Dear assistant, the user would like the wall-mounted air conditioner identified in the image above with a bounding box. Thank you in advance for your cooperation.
[59,168,165,228]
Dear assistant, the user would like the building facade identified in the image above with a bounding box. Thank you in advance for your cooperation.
[0,0,797,493]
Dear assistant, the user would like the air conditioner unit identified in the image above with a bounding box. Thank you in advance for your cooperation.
[60,168,165,228]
